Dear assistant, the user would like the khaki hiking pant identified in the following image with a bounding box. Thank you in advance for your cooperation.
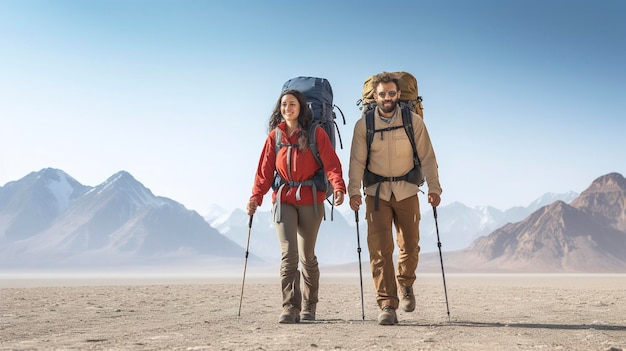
[273,201,324,310]
[365,194,421,309]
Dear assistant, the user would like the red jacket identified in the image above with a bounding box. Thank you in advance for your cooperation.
[250,122,346,206]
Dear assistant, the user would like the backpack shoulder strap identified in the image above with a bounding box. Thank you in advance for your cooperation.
[365,108,375,168]
[274,128,282,156]
[401,105,421,166]
[308,124,324,168]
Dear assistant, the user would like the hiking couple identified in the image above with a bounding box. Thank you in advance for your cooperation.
[246,71,442,325]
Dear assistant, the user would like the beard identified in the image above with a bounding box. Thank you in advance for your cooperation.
[378,100,398,114]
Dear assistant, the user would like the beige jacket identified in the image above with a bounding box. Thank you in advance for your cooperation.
[348,106,442,202]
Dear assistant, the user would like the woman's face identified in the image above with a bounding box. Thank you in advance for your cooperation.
[280,94,300,123]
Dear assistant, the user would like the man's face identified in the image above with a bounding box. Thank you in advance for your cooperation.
[374,82,401,114]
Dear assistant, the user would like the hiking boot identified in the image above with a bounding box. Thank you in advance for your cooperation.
[278,305,300,324]
[301,303,316,321]
[400,286,416,312]
[377,306,398,325]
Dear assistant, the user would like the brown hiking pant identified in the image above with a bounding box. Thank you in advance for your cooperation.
[273,201,324,310]
[365,194,421,309]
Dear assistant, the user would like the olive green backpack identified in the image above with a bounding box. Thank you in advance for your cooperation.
[357,71,424,118]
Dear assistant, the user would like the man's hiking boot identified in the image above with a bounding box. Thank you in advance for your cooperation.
[300,303,316,321]
[400,286,416,312]
[278,305,300,324]
[377,306,398,325]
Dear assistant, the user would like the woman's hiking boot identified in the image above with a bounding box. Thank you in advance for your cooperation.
[400,286,415,312]
[278,304,300,324]
[300,303,316,321]
[377,306,398,325]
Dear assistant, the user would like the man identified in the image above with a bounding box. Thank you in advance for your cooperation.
[348,71,442,325]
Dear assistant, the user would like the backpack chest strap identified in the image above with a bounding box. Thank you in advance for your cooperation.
[370,125,404,140]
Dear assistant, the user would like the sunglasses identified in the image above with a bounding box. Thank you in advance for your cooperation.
[376,90,397,99]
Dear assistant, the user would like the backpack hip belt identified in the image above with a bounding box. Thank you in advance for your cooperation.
[363,166,424,211]
[274,180,320,223]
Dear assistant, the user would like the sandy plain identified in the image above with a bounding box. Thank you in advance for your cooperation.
[1,270,625,351]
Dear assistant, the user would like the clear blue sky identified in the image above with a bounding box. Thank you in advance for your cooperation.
[1,0,624,215]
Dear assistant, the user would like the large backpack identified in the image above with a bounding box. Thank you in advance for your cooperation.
[282,76,345,151]
[357,71,424,118]
[273,76,345,215]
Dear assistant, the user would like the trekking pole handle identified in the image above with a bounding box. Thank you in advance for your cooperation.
[248,214,253,228]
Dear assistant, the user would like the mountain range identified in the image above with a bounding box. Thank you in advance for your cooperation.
[462,172,626,272]
[1,168,625,273]
[207,191,580,265]
[0,168,248,271]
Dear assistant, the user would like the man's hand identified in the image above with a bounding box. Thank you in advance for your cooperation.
[349,195,362,211]
[428,193,441,207]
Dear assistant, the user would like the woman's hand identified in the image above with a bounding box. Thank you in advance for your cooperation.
[334,190,344,206]
[246,199,259,215]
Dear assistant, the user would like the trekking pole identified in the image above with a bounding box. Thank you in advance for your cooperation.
[354,210,365,321]
[237,214,253,320]
[433,206,451,321]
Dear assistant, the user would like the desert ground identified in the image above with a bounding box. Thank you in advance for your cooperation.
[1,270,625,351]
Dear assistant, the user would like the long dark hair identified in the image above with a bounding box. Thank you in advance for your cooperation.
[268,89,312,151]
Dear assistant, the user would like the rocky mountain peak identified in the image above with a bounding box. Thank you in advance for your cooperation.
[570,172,626,231]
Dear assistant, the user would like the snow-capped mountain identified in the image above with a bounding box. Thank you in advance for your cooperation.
[0,168,247,269]
[0,168,90,241]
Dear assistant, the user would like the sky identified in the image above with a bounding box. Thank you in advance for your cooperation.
[1,0,624,216]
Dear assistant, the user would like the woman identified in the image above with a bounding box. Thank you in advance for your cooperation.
[247,89,346,324]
